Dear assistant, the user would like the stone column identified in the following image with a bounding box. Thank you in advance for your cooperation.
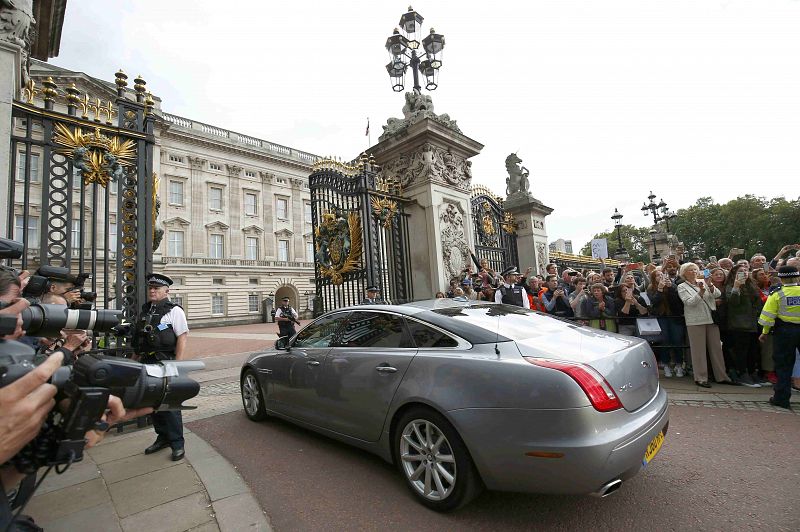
[504,194,554,276]
[0,41,24,237]
[370,116,483,298]
[188,156,206,257]
[227,164,242,257]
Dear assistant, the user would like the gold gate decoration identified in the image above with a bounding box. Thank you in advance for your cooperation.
[314,210,363,285]
[53,123,136,187]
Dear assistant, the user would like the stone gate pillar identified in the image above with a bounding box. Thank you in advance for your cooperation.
[369,95,482,298]
[505,195,553,276]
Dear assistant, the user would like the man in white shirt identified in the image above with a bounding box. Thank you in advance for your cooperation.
[495,267,530,309]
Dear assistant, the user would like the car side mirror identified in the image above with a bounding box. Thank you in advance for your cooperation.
[275,336,290,350]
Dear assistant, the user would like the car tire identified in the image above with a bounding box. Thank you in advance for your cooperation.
[395,407,483,511]
[241,369,268,421]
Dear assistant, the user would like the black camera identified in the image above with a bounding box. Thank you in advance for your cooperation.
[0,340,203,474]
[0,302,121,338]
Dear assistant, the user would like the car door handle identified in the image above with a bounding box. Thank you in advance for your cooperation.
[375,366,397,373]
[306,360,320,366]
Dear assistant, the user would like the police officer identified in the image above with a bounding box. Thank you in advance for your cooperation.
[135,273,189,460]
[758,265,800,410]
[362,286,385,305]
[494,266,530,308]
[274,296,299,338]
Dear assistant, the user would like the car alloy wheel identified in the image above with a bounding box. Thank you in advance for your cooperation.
[400,419,457,501]
[241,369,267,421]
[395,407,482,511]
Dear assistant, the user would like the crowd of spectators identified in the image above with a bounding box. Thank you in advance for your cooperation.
[439,245,800,389]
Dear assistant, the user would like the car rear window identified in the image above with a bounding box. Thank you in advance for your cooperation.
[423,303,568,342]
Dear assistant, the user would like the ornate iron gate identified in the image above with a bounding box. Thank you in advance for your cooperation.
[470,193,518,272]
[309,156,412,314]
[6,73,156,331]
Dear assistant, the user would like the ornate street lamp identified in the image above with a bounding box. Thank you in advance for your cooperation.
[611,208,627,257]
[648,228,660,260]
[385,7,445,93]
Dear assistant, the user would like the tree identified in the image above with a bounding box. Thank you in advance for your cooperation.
[580,224,651,263]
[670,195,800,260]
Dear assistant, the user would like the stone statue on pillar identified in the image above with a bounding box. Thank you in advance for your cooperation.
[0,0,34,48]
[505,153,531,198]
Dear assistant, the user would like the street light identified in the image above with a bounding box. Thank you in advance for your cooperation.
[385,7,445,93]
[648,228,660,260]
[611,208,627,257]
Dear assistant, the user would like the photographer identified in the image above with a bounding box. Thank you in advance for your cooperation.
[614,273,649,336]
[582,283,617,332]
[541,275,573,317]
[133,274,189,461]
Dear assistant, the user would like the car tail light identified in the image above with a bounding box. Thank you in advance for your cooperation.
[525,358,622,412]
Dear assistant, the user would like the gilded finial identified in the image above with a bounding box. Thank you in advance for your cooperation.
[42,77,58,102]
[115,70,128,87]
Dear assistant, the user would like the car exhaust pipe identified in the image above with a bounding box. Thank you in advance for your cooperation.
[591,479,622,498]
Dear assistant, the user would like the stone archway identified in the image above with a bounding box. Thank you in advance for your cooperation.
[274,284,299,310]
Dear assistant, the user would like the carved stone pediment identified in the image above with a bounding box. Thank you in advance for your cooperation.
[242,224,264,235]
[205,221,229,231]
[274,228,293,237]
[163,216,191,227]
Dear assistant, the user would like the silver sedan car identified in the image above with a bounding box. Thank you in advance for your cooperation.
[240,299,669,511]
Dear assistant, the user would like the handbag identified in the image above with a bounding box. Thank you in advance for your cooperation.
[636,317,662,336]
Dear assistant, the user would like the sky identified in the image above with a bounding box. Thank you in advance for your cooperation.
[51,0,800,252]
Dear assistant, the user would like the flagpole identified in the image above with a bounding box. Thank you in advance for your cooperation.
[366,116,371,148]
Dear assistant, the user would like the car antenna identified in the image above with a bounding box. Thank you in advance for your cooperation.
[494,314,500,356]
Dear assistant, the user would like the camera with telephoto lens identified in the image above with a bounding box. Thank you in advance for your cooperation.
[0,301,121,338]
[0,340,204,474]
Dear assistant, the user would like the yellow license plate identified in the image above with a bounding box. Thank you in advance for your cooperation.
[643,431,665,465]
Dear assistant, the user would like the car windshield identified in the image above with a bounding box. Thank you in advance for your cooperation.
[429,303,572,341]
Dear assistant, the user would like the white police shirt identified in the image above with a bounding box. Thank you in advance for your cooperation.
[159,306,189,336]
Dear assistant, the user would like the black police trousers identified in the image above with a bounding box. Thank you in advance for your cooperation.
[772,321,800,406]
[152,410,184,450]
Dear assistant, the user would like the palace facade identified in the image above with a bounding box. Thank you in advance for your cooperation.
[24,60,318,326]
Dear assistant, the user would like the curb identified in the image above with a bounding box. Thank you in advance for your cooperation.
[182,430,273,532]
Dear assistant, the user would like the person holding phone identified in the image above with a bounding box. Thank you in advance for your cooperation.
[614,278,649,336]
[678,263,733,388]
[582,283,616,333]
[724,264,763,386]
[647,267,686,378]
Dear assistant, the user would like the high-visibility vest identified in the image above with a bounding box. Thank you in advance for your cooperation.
[758,284,800,333]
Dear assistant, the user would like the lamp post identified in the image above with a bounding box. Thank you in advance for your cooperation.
[660,204,677,233]
[640,191,664,226]
[385,7,445,93]
[648,228,660,260]
[611,208,626,257]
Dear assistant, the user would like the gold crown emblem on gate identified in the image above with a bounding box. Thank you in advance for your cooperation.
[82,127,113,150]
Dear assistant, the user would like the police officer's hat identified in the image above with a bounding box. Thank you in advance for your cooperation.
[281,296,290,302]
[500,266,519,278]
[366,285,379,292]
[777,265,800,278]
[146,273,173,286]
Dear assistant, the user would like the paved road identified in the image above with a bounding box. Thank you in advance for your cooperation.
[188,406,800,531]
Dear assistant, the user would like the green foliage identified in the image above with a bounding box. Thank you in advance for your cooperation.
[670,195,800,259]
[580,195,800,262]
[580,224,651,263]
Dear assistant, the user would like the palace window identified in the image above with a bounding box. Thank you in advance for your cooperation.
[168,154,184,163]
[245,236,259,260]
[171,295,184,308]
[169,180,184,205]
[249,278,259,285]
[277,239,289,262]
[212,277,224,285]
[70,219,83,254]
[209,187,223,211]
[245,170,256,177]
[276,197,288,220]
[210,162,222,171]
[14,215,39,245]
[304,202,312,223]
[209,234,224,258]
[306,241,314,261]
[211,294,225,315]
[167,230,184,257]
[248,294,260,312]
[244,192,258,216]
[109,220,117,251]
[16,152,40,182]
